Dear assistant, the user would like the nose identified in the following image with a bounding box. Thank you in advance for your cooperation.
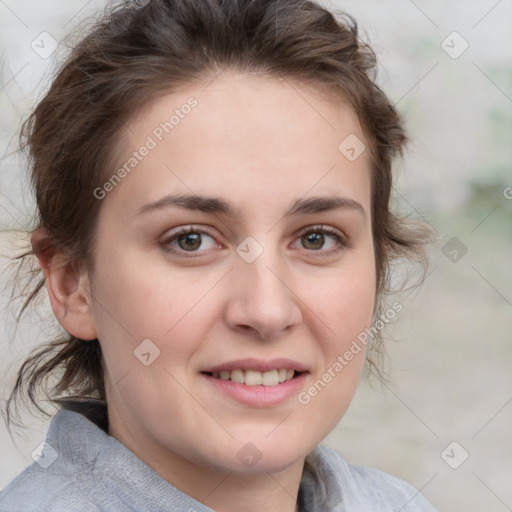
[223,246,303,340]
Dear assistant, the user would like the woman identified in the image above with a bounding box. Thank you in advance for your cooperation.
[0,0,436,510]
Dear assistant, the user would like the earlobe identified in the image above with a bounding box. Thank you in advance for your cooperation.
[31,227,98,341]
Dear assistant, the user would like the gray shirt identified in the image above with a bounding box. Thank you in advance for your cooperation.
[0,403,436,511]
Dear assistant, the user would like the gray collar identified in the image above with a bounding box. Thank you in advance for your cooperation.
[45,402,342,511]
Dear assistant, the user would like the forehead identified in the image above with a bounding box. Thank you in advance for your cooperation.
[104,71,372,218]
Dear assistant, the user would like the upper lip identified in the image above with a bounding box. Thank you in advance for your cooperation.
[202,358,309,373]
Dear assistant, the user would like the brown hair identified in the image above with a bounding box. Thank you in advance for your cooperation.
[3,0,433,426]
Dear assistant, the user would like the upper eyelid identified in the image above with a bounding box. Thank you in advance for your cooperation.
[295,224,345,237]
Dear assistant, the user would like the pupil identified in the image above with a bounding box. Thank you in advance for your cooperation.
[304,232,323,250]
[179,233,201,251]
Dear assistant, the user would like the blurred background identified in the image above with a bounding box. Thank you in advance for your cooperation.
[0,1,511,510]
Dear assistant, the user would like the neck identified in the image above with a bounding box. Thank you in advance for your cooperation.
[108,409,305,512]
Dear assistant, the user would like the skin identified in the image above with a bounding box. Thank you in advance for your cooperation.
[33,70,376,512]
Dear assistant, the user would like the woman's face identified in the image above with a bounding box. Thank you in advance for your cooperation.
[87,71,376,478]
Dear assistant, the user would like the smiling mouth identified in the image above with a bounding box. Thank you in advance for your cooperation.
[201,369,303,386]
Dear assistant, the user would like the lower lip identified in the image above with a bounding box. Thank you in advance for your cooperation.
[201,372,308,406]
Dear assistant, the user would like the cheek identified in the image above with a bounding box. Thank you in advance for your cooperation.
[315,253,376,346]
[89,249,220,369]
[301,261,375,408]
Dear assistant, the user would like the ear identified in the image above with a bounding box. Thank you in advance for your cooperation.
[31,227,98,340]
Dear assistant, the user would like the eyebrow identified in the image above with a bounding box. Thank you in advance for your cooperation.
[134,193,366,221]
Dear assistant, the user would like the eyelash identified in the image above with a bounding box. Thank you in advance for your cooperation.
[160,225,350,258]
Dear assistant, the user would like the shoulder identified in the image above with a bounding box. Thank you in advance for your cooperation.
[0,464,100,512]
[303,445,437,511]
[347,461,436,511]
[0,406,209,512]
[0,407,111,512]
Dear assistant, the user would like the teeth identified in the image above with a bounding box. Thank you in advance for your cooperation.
[245,370,263,386]
[231,369,244,384]
[262,369,279,386]
[210,369,297,386]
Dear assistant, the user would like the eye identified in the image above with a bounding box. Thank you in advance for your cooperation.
[160,226,221,256]
[160,224,349,258]
[291,225,349,255]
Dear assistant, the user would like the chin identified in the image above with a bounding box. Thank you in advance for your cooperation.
[217,431,316,475]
